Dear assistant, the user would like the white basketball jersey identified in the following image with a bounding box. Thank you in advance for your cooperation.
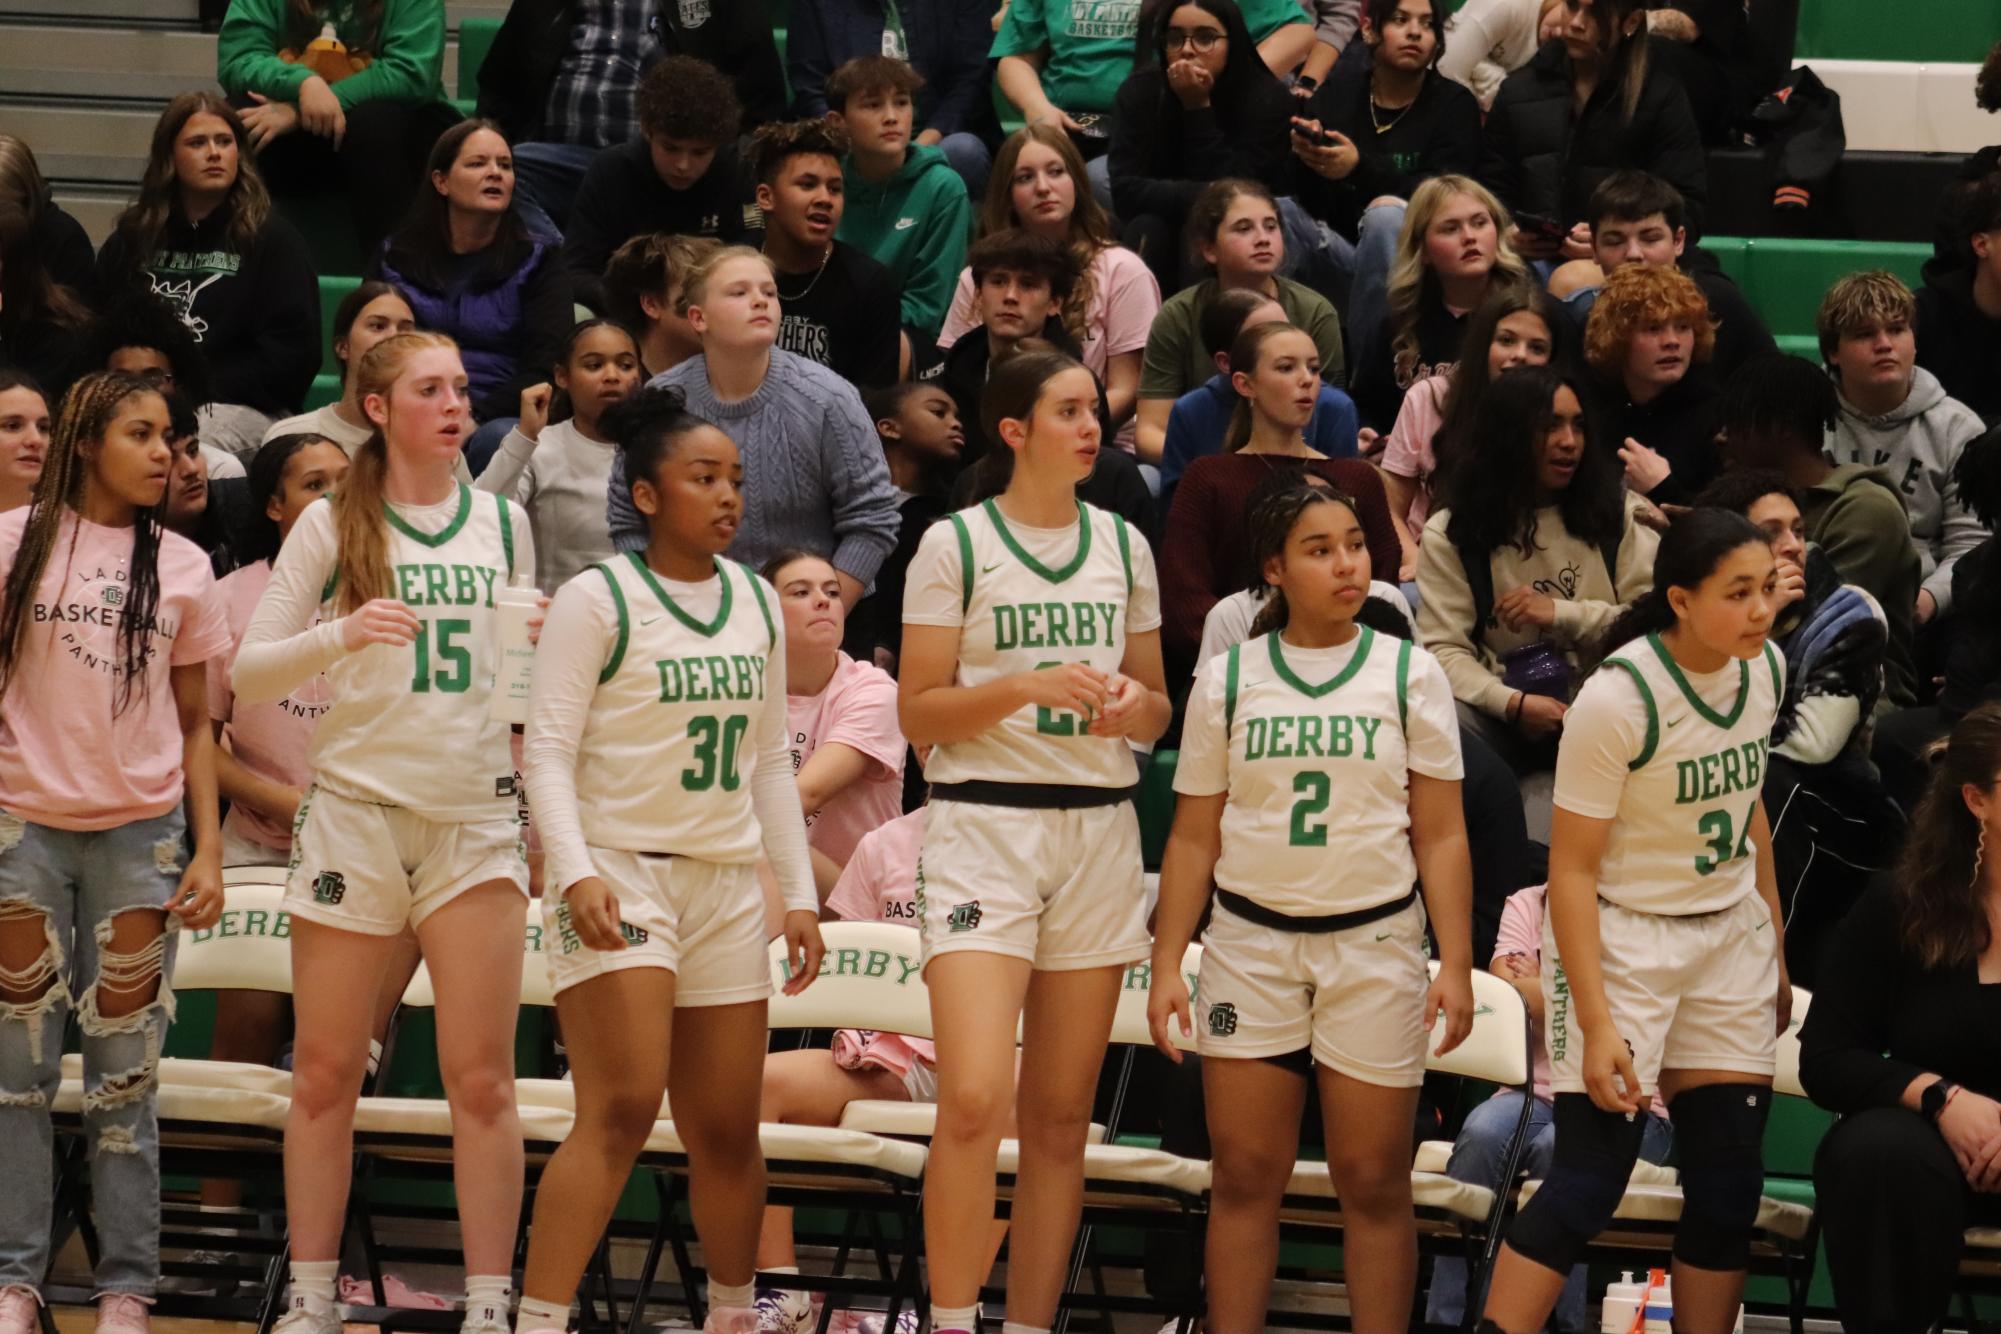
[1587,633,1783,916]
[1199,627,1423,916]
[572,553,779,864]
[311,485,523,821]
[914,499,1155,789]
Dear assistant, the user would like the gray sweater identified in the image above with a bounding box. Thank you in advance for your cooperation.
[1825,366,1988,614]
[606,350,902,585]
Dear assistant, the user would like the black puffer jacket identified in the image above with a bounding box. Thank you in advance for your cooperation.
[1478,38,1707,234]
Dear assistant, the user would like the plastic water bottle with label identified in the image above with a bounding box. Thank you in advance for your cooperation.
[490,577,541,724]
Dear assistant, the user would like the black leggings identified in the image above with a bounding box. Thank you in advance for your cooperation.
[1815,1106,2001,1332]
[249,96,463,252]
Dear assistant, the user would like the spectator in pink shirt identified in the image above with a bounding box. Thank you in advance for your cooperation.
[0,370,230,1325]
[764,550,907,893]
[1422,882,1673,1331]
[1380,286,1563,582]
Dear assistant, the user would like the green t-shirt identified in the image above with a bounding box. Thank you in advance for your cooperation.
[992,0,1306,116]
[1139,276,1347,401]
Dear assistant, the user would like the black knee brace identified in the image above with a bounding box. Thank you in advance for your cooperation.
[1505,1093,1648,1274]
[1670,1082,1771,1272]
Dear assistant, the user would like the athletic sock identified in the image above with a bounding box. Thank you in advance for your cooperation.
[287,1260,338,1313]
[931,1302,979,1333]
[514,1296,569,1334]
[463,1274,512,1327]
[707,1279,754,1312]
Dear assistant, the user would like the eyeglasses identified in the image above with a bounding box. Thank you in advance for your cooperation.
[1165,27,1226,52]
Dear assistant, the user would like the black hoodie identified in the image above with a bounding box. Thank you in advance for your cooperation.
[1915,262,2001,428]
[95,201,320,418]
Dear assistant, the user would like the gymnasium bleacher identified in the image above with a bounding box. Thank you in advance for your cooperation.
[4,0,1999,1325]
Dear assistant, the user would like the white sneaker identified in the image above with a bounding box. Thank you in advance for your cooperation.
[0,1289,36,1334]
[272,1296,343,1334]
[461,1298,511,1334]
[753,1288,814,1334]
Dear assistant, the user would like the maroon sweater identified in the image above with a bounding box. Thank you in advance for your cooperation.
[1160,454,1401,661]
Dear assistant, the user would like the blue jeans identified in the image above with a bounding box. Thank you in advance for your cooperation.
[937,132,993,206]
[0,808,187,1297]
[511,139,601,238]
[1424,1090,1675,1332]
[1281,199,1405,381]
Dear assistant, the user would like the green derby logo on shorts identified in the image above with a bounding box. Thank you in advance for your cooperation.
[947,901,983,933]
[312,870,345,905]
[620,922,650,947]
[1208,1002,1238,1037]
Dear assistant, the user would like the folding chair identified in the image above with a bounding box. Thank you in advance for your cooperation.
[619,922,931,1334]
[1264,961,1536,1330]
[1512,986,1820,1334]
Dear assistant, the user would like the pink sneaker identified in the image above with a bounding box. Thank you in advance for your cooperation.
[0,1288,40,1334]
[702,1307,758,1334]
[94,1294,151,1334]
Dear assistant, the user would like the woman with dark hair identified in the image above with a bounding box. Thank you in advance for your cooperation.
[0,368,49,514]
[218,0,461,252]
[0,159,92,398]
[1479,0,1708,257]
[1414,365,1656,779]
[372,119,572,475]
[79,290,245,484]
[95,92,321,462]
[1381,284,1563,580]
[1480,506,1791,1334]
[1800,702,2001,1334]
[0,134,95,295]
[1106,0,1294,268]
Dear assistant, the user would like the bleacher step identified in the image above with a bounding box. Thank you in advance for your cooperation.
[51,186,133,248]
[1,101,160,184]
[0,25,217,101]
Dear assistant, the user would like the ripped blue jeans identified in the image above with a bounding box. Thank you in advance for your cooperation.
[0,808,184,1297]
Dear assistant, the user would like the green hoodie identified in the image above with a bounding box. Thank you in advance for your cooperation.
[218,0,446,111]
[1803,462,1921,709]
[836,143,970,338]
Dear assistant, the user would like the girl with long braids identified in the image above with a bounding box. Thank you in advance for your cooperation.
[232,331,535,1334]
[1480,509,1792,1334]
[1150,477,1474,1334]
[899,348,1172,1334]
[0,369,230,1334]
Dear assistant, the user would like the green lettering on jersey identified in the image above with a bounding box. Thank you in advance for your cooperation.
[989,601,1123,651]
[994,605,1019,651]
[1238,713,1389,761]
[1674,739,1770,805]
[655,654,767,703]
[1244,717,1268,761]
[1356,715,1381,761]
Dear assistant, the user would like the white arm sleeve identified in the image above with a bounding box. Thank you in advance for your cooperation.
[751,622,818,915]
[231,501,353,704]
[522,577,612,895]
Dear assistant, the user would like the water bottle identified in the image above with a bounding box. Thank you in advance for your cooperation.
[1641,1271,1673,1334]
[490,577,541,724]
[1601,1271,1646,1334]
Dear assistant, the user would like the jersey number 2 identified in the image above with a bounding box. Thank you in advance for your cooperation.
[1289,771,1331,847]
[410,619,472,694]
[1694,801,1756,876]
[684,714,749,791]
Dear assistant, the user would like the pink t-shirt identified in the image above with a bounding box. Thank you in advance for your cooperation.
[826,808,934,1069]
[1492,883,1554,1100]
[1380,373,1449,536]
[0,508,232,830]
[789,651,906,866]
[207,560,332,851]
[937,245,1162,451]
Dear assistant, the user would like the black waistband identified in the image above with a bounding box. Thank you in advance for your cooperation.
[928,780,1138,810]
[1216,885,1419,934]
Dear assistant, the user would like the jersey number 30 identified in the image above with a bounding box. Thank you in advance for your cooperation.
[684,714,749,791]
[1694,801,1756,876]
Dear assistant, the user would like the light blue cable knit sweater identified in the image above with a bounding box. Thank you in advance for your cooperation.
[606,350,902,586]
